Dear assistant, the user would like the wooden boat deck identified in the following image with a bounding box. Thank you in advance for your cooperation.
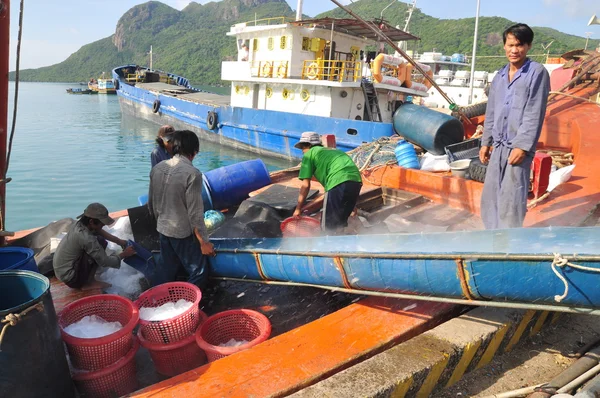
[134,82,231,106]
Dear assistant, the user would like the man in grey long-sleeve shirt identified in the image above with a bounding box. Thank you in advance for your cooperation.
[148,130,216,289]
[479,23,550,229]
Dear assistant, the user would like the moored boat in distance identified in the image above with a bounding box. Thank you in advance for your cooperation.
[66,87,94,95]
[88,76,117,94]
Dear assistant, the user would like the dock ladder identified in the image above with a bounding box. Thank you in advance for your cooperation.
[361,80,382,122]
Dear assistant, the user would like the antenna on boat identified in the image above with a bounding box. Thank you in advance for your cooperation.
[584,32,593,51]
[295,0,303,21]
[467,0,481,105]
[542,41,554,63]
[149,46,153,70]
[397,0,417,53]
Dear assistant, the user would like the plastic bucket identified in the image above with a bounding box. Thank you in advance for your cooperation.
[394,140,420,169]
[393,103,464,155]
[203,159,271,210]
[0,247,39,273]
[0,271,75,398]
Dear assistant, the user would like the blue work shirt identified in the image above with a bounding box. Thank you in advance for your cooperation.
[482,58,550,154]
[150,146,171,168]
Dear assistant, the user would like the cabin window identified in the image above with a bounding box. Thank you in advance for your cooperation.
[280,36,287,50]
[253,38,259,51]
[301,37,310,51]
[268,37,274,51]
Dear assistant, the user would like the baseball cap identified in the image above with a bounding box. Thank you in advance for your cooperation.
[294,132,321,149]
[78,203,115,225]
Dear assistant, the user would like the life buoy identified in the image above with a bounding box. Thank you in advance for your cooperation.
[262,62,273,77]
[152,99,161,113]
[277,64,287,78]
[403,64,413,89]
[206,111,218,130]
[371,54,405,83]
[306,62,319,80]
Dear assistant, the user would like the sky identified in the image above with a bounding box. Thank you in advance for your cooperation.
[7,0,600,70]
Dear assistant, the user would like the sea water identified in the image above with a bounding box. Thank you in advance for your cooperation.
[6,82,295,231]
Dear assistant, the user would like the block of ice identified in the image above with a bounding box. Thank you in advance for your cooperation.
[139,299,194,321]
[96,261,146,300]
[63,315,123,338]
[218,338,249,347]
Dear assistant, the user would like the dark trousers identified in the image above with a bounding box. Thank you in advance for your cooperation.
[322,181,362,233]
[153,233,208,291]
[481,144,533,229]
[65,237,107,288]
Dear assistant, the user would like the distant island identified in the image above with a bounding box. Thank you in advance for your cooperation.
[9,0,599,85]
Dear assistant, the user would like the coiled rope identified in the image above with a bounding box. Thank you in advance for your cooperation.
[551,253,600,303]
[0,301,44,351]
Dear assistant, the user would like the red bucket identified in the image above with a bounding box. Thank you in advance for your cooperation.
[195,309,272,362]
[135,282,202,344]
[138,311,208,377]
[59,294,139,371]
[280,216,321,238]
[72,338,139,398]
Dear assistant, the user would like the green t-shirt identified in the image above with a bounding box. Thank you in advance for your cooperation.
[298,146,362,191]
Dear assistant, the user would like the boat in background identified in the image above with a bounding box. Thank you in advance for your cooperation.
[88,76,117,94]
[66,87,94,95]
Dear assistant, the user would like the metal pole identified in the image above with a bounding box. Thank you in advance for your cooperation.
[295,0,303,21]
[468,0,481,105]
[149,45,153,70]
[585,32,592,51]
[0,0,10,239]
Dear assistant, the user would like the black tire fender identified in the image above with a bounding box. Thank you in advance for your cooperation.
[114,79,120,90]
[206,111,218,130]
[469,158,488,183]
[152,99,160,113]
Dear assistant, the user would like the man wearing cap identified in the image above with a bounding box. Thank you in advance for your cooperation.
[53,203,136,289]
[151,125,175,168]
[293,132,362,234]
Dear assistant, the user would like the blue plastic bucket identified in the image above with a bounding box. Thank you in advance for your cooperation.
[393,104,464,155]
[203,159,271,210]
[123,240,155,281]
[0,247,39,273]
[394,140,420,169]
[0,271,75,397]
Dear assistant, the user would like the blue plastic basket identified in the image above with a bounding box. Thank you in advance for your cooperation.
[123,240,155,280]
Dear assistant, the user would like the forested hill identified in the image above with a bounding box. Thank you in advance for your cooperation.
[10,0,599,84]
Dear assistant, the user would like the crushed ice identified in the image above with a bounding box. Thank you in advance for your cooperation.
[64,315,123,338]
[139,299,194,321]
[219,338,249,347]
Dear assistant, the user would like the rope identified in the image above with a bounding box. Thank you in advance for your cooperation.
[548,91,600,106]
[0,301,44,351]
[551,253,600,303]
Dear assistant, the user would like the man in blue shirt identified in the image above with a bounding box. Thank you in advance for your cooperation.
[479,24,550,229]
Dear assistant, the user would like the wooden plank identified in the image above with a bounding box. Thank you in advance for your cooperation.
[49,277,102,314]
[128,298,458,398]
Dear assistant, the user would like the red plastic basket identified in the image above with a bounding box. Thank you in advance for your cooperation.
[59,294,139,371]
[195,309,272,362]
[72,338,139,398]
[280,216,321,238]
[135,282,202,344]
[138,311,208,377]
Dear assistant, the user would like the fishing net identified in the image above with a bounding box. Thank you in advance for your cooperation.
[348,136,403,171]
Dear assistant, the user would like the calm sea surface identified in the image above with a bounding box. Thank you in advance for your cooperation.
[6,82,295,231]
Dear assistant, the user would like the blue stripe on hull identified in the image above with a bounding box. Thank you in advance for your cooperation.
[116,80,396,160]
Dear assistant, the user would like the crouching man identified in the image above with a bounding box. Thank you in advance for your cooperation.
[53,203,136,289]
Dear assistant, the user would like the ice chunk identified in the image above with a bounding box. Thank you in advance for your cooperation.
[63,315,123,338]
[96,261,146,300]
[104,216,134,255]
[218,338,249,347]
[139,299,194,321]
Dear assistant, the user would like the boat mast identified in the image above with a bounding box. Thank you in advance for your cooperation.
[398,0,417,53]
[295,0,303,21]
[468,0,481,105]
[0,0,9,239]
[149,45,153,70]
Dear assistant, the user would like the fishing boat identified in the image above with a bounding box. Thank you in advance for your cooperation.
[88,77,117,94]
[66,87,94,95]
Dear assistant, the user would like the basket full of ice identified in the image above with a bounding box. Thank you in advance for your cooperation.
[59,294,139,371]
[195,309,272,362]
[135,282,201,344]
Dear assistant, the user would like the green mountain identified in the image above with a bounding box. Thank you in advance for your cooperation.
[10,0,599,84]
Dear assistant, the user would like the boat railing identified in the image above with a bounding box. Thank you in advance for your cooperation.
[126,73,145,83]
[237,16,295,27]
[301,59,362,83]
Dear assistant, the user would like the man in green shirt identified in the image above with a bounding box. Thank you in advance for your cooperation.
[293,132,362,234]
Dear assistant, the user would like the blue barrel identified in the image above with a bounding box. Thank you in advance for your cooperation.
[203,159,271,210]
[0,271,75,398]
[393,104,464,155]
[394,140,420,169]
[0,247,39,273]
[451,53,466,63]
[138,179,213,210]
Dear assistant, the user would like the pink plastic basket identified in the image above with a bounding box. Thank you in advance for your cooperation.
[135,282,202,344]
[280,216,321,238]
[138,311,208,377]
[59,294,139,371]
[71,338,139,398]
[195,309,272,362]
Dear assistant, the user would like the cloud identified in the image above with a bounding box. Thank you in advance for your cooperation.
[542,0,597,19]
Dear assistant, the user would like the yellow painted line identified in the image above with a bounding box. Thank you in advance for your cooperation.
[390,376,413,398]
[530,311,550,337]
[476,323,511,370]
[504,310,536,353]
[416,354,450,398]
[445,340,483,388]
[551,312,562,324]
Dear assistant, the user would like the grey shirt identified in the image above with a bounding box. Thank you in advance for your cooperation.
[148,155,208,240]
[53,221,121,283]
